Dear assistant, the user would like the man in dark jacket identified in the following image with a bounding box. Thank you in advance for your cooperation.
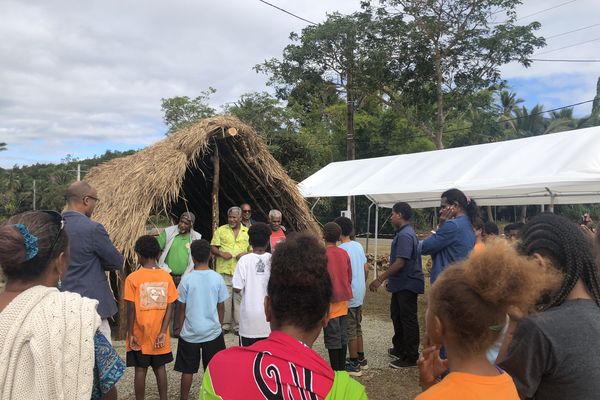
[61,181,124,343]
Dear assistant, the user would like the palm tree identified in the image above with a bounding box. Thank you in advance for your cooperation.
[0,142,6,152]
[496,90,524,132]
[513,105,546,136]
[545,108,578,133]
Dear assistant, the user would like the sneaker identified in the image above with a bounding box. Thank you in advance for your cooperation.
[389,358,417,369]
[387,348,402,360]
[358,357,369,370]
[345,360,363,377]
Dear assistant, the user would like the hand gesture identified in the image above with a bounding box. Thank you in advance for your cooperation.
[369,278,382,292]
[129,335,141,351]
[439,206,454,222]
[418,344,448,391]
[155,333,166,349]
[220,251,233,260]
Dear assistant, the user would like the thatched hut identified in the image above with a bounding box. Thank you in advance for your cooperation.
[86,115,320,264]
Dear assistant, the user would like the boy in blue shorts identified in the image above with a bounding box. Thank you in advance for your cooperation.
[174,239,228,400]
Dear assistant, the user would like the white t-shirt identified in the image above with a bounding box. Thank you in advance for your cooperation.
[232,252,272,338]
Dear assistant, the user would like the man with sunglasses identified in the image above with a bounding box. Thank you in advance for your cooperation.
[240,203,256,228]
[61,181,124,342]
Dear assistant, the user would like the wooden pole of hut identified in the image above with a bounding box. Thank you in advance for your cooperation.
[212,139,220,234]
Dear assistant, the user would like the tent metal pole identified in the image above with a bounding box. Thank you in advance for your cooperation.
[366,202,375,253]
[310,198,321,212]
[374,205,379,278]
[545,187,555,213]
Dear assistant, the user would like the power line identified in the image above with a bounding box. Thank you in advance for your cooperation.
[515,0,578,21]
[257,0,317,26]
[544,23,600,40]
[535,36,600,55]
[492,0,578,25]
[532,58,600,63]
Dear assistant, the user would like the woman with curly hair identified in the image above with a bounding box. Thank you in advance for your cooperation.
[201,233,367,399]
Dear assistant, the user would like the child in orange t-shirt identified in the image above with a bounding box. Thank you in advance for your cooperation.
[124,235,178,400]
[417,239,555,400]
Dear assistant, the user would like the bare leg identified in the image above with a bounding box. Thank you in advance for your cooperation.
[134,367,148,400]
[348,338,358,359]
[357,335,364,354]
[180,373,194,400]
[152,365,168,400]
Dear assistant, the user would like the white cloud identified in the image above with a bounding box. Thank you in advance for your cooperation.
[0,0,598,167]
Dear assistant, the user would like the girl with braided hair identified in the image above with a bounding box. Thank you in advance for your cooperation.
[499,212,600,400]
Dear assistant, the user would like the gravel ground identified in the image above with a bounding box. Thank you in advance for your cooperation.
[114,289,424,400]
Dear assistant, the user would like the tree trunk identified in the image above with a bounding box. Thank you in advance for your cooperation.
[434,47,445,150]
[346,63,356,224]
[520,205,527,222]
[211,143,220,234]
[486,206,494,222]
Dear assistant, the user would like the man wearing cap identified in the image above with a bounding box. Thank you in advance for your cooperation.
[157,212,201,336]
[157,212,202,284]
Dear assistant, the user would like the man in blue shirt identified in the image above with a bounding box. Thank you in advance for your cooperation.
[369,202,424,368]
[61,181,124,342]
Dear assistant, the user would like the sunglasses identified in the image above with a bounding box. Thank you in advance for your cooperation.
[242,210,252,213]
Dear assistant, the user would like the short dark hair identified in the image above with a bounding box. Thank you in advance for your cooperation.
[392,202,413,221]
[190,239,211,263]
[249,222,271,248]
[484,221,499,236]
[504,222,525,234]
[134,235,161,259]
[268,233,332,331]
[323,222,342,243]
[334,217,353,237]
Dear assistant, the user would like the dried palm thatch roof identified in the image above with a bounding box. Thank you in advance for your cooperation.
[86,115,320,262]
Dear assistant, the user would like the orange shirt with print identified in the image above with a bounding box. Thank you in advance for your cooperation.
[124,267,178,355]
[416,371,519,400]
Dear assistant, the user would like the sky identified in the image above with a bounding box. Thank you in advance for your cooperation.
[0,0,599,168]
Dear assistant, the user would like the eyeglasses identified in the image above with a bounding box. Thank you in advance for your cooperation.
[84,195,100,204]
[242,210,252,213]
[42,210,65,261]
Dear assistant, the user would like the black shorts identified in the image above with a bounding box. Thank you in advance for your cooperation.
[174,334,226,373]
[126,350,173,368]
[323,315,348,350]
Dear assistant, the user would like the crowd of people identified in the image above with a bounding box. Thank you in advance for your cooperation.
[1,182,600,399]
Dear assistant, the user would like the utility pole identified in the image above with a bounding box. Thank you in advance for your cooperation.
[33,179,36,211]
[77,163,81,181]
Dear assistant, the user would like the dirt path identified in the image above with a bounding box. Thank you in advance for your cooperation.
[114,289,425,399]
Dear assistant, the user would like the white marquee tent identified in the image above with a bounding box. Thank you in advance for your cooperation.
[299,126,600,209]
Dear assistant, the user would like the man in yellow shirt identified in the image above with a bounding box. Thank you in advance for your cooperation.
[210,206,251,334]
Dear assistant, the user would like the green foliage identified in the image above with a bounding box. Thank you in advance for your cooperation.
[0,143,6,152]
[161,88,216,134]
[0,150,136,220]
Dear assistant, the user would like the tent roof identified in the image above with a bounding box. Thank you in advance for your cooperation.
[299,126,600,208]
